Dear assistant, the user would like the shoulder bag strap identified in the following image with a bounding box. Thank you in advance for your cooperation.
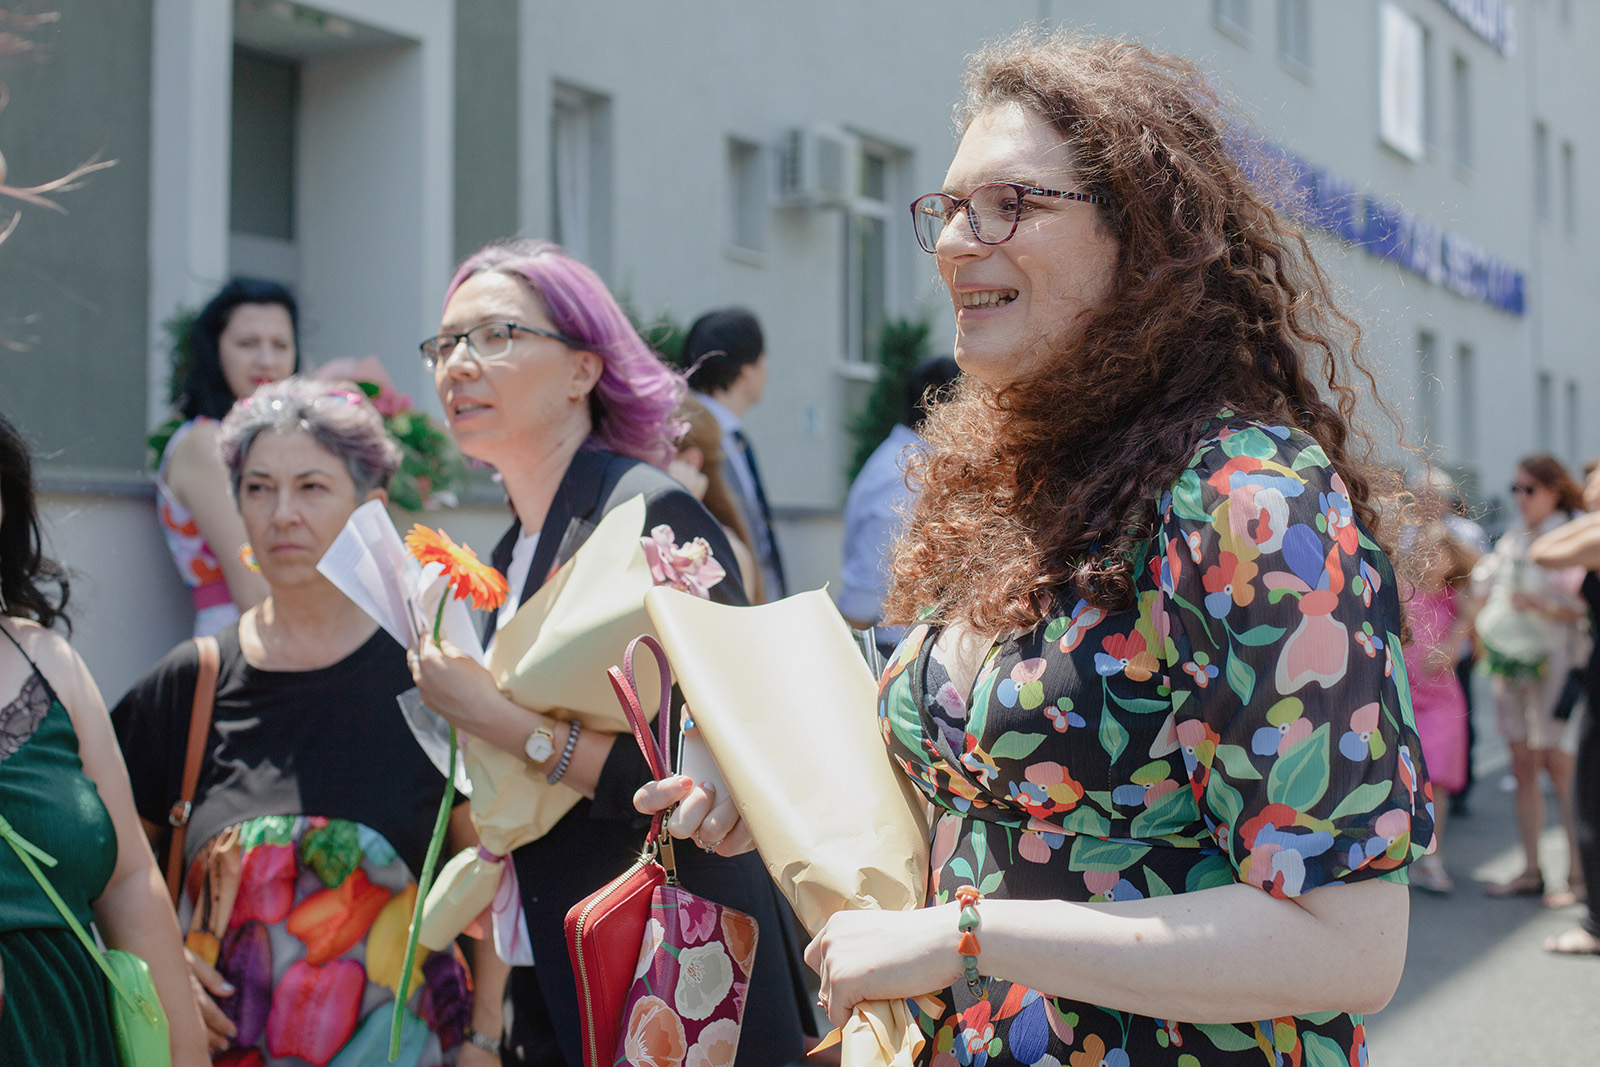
[605,634,677,871]
[0,814,156,1022]
[166,634,219,906]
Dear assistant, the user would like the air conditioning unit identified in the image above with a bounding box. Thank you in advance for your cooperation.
[774,126,852,208]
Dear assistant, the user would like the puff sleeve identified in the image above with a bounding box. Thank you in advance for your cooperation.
[1156,422,1434,897]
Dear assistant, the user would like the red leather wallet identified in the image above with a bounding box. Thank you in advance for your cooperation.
[566,851,666,1067]
[564,636,676,1067]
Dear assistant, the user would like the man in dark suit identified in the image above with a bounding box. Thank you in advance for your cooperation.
[683,309,787,601]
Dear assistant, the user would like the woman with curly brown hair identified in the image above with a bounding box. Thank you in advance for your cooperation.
[649,30,1434,1067]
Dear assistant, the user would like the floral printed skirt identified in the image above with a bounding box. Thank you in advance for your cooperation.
[180,815,471,1067]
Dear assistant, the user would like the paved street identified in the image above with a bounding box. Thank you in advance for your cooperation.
[1367,698,1600,1065]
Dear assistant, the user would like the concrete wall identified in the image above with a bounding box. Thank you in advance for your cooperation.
[0,0,154,473]
[453,0,521,262]
[39,490,193,704]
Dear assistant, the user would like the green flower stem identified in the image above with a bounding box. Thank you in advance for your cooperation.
[391,591,457,1061]
[432,594,448,646]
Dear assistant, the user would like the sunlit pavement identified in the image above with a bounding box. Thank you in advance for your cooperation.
[1367,695,1600,1065]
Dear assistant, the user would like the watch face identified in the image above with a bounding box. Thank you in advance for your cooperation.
[524,727,555,763]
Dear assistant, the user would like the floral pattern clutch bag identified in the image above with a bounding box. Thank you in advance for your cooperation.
[616,884,757,1067]
[566,633,757,1067]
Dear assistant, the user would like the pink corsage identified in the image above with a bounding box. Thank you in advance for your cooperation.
[641,524,726,599]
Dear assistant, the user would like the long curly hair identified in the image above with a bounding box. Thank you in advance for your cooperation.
[884,32,1395,635]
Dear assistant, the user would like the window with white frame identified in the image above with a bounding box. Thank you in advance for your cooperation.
[1537,371,1554,451]
[1451,53,1472,172]
[1378,4,1425,160]
[843,139,906,365]
[1534,121,1551,224]
[1455,342,1476,465]
[1566,380,1580,464]
[1214,0,1251,40]
[551,83,613,279]
[726,138,766,255]
[1420,23,1436,150]
[1562,140,1576,236]
[1278,0,1311,72]
[1416,330,1440,454]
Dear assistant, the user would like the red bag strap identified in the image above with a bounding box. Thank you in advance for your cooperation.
[605,634,674,844]
[167,634,219,905]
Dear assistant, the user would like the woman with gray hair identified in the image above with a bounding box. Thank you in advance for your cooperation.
[111,378,506,1066]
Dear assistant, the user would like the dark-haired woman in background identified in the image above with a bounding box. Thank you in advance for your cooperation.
[1,413,209,1065]
[1476,453,1589,902]
[157,278,300,635]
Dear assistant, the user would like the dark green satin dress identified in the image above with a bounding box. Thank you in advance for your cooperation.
[0,637,119,1066]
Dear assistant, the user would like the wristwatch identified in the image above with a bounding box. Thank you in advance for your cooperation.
[523,722,556,764]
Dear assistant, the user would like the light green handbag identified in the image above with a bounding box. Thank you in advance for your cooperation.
[0,813,171,1067]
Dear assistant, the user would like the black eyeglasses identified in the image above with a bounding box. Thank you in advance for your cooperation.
[1510,483,1541,497]
[419,321,580,369]
[910,181,1112,253]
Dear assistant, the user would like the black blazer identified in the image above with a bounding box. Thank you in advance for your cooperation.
[493,447,809,1067]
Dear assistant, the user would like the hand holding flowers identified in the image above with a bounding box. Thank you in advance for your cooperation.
[393,525,507,1060]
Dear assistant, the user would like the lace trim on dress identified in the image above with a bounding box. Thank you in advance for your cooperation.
[0,670,52,763]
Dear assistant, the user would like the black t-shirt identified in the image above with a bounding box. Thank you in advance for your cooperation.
[111,623,448,875]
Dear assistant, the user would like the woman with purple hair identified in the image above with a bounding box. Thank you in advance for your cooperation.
[408,240,813,1065]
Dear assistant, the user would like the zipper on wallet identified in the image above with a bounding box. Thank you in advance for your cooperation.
[573,852,652,1066]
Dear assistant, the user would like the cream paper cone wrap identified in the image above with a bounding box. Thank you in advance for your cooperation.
[421,495,665,947]
[643,586,930,1067]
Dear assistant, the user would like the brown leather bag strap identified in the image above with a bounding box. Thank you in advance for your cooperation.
[166,635,219,906]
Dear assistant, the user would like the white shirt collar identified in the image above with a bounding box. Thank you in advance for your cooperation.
[696,392,742,436]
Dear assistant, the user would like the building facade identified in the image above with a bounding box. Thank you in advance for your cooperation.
[1,0,1594,694]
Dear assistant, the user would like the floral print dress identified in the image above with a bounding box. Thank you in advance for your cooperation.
[879,419,1434,1067]
[181,815,472,1067]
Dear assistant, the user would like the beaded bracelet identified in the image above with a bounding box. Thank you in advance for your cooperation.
[547,720,582,785]
[955,884,991,999]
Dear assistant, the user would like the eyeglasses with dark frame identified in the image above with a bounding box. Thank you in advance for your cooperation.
[909,181,1112,254]
[1509,482,1543,497]
[419,321,580,369]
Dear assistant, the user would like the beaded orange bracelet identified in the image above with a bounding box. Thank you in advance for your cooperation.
[955,884,991,998]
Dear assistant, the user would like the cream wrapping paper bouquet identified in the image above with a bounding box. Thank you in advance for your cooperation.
[644,586,932,1067]
[417,494,669,951]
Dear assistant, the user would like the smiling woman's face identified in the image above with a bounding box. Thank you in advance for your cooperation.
[934,103,1120,389]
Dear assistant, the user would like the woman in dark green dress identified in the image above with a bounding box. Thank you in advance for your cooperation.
[0,413,209,1065]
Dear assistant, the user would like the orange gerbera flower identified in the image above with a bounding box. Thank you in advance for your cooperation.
[405,525,508,611]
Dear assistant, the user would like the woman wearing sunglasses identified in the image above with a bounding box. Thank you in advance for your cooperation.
[643,31,1431,1066]
[408,240,813,1066]
[1474,453,1588,903]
